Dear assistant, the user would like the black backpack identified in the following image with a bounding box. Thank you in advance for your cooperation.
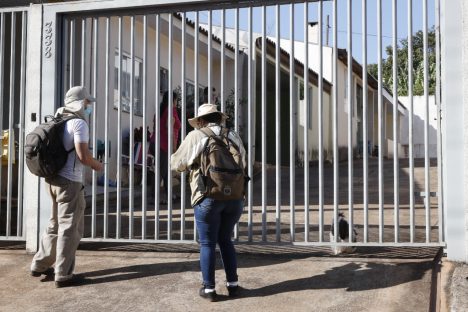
[25,114,80,178]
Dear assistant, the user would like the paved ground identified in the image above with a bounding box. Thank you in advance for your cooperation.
[0,242,443,312]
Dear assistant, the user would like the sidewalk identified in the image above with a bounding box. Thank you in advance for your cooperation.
[0,242,441,312]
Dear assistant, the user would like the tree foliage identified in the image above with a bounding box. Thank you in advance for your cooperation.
[368,28,436,96]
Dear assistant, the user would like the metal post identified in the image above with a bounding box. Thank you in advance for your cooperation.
[347,0,354,243]
[91,17,98,238]
[168,13,173,240]
[275,4,281,242]
[332,0,339,244]
[261,5,267,242]
[362,0,369,243]
[129,15,135,239]
[17,11,27,236]
[181,12,187,240]
[155,14,161,240]
[103,17,110,239]
[408,0,415,243]
[303,1,310,243]
[289,3,296,242]
[6,12,17,237]
[318,0,324,242]
[377,0,384,243]
[142,15,148,239]
[423,0,431,243]
[392,0,399,242]
[247,6,253,242]
[116,16,122,239]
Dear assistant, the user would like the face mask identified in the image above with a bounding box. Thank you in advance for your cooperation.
[84,105,93,116]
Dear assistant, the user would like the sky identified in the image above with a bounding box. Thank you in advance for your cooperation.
[187,0,436,64]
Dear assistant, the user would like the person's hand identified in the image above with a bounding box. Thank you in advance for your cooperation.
[94,161,104,172]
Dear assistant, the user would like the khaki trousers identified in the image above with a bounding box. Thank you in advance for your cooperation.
[31,176,85,282]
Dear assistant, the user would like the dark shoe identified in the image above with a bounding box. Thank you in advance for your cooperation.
[31,268,54,277]
[55,274,86,288]
[227,285,241,297]
[199,287,217,302]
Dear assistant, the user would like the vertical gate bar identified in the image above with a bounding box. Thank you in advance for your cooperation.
[155,14,161,240]
[377,0,384,243]
[0,13,5,220]
[347,0,354,243]
[181,12,186,240]
[435,0,444,242]
[193,11,198,241]
[194,12,199,116]
[168,13,173,240]
[318,0,324,242]
[261,5,267,242]
[362,0,369,243]
[91,17,98,238]
[221,9,225,113]
[275,4,281,242]
[303,1,310,243]
[408,0,414,243]
[332,0,339,244]
[247,6,253,242]
[392,0,399,242]
[208,10,212,102]
[234,8,239,133]
[81,18,85,86]
[70,18,75,88]
[233,8,239,240]
[423,0,430,242]
[129,15,135,239]
[6,12,17,237]
[116,16,122,239]
[289,3,296,242]
[17,11,27,236]
[103,16,110,239]
[142,15,148,240]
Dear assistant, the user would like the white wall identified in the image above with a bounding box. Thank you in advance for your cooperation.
[399,96,438,158]
[83,16,236,182]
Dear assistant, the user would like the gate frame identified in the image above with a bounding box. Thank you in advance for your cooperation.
[24,0,450,253]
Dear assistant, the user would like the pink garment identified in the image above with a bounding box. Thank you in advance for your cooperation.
[156,106,181,152]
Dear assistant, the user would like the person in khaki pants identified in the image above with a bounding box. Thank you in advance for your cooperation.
[30,86,103,288]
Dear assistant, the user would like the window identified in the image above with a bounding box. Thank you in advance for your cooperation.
[298,79,313,130]
[160,68,168,97]
[185,81,205,114]
[114,51,143,116]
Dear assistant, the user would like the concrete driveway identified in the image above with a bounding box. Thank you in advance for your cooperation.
[0,242,439,312]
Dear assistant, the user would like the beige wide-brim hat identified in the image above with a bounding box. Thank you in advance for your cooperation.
[188,103,228,128]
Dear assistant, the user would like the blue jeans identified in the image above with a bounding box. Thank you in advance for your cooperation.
[194,197,244,288]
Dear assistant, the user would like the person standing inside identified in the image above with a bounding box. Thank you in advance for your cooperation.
[149,91,181,204]
[171,104,246,301]
[30,86,103,287]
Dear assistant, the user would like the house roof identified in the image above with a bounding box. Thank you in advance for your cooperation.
[175,13,237,54]
[337,49,407,112]
[255,37,333,94]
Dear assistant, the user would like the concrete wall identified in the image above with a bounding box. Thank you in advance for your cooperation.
[399,96,437,158]
[442,0,467,262]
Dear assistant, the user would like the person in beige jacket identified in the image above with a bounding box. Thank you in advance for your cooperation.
[171,104,246,301]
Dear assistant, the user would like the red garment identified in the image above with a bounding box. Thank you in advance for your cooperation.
[151,106,181,152]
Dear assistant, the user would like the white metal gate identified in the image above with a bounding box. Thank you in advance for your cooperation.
[0,7,27,241]
[32,0,445,248]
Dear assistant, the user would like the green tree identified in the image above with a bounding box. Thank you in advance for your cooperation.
[368,28,436,96]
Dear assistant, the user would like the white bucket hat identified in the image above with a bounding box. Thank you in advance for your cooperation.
[188,103,228,128]
[64,86,96,105]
